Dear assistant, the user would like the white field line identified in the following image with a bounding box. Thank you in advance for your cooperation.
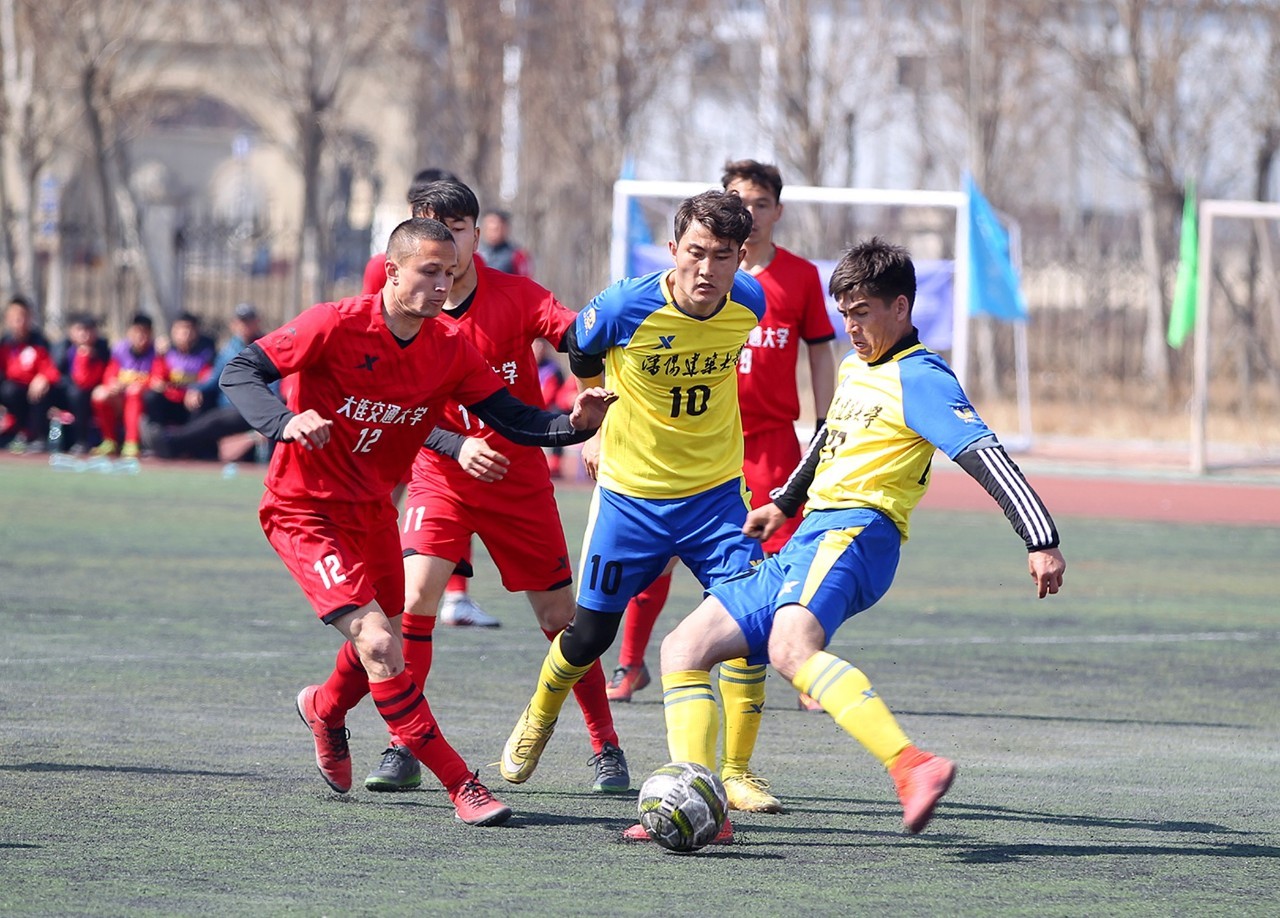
[1,631,1276,667]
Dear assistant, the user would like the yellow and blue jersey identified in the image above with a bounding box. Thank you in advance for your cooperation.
[575,269,766,499]
[807,342,992,540]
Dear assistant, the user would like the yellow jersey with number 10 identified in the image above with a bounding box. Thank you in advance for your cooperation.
[574,269,766,499]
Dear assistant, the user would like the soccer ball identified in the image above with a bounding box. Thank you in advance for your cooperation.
[637,762,728,852]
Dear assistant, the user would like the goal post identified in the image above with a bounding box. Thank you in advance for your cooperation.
[611,178,1033,444]
[1191,199,1280,474]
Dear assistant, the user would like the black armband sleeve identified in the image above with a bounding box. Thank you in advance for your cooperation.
[423,427,467,460]
[954,439,1060,551]
[466,387,596,447]
[770,423,828,517]
[219,344,293,440]
[563,323,605,378]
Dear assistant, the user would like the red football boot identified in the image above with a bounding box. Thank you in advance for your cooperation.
[295,685,352,793]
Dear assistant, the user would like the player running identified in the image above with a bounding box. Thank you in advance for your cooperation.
[499,190,779,840]
[607,159,838,733]
[219,217,614,826]
[624,237,1066,842]
[360,180,629,796]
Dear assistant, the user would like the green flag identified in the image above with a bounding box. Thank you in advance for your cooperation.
[1167,180,1198,349]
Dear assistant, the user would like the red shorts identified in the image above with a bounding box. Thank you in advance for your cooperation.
[402,459,572,593]
[260,491,405,623]
[743,424,804,554]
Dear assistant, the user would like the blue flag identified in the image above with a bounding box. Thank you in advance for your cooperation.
[965,174,1028,320]
[621,157,652,276]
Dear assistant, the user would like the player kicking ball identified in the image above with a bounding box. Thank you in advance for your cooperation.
[624,237,1066,841]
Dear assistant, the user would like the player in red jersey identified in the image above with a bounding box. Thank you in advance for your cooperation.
[361,181,630,795]
[607,160,837,742]
[363,167,494,627]
[219,217,614,825]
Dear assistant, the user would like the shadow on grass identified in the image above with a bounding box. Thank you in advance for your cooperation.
[951,840,1280,864]
[895,709,1250,730]
[0,761,256,778]
[783,795,1252,836]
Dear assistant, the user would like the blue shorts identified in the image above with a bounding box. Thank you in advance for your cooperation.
[709,507,901,665]
[576,479,764,613]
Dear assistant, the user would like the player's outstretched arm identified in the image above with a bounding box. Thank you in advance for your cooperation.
[1029,547,1066,599]
[953,437,1065,597]
[566,386,617,432]
[220,343,298,442]
[466,387,612,448]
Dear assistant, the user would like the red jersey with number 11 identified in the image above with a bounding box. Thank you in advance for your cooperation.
[256,294,503,503]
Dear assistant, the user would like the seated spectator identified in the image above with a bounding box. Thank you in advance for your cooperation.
[146,303,269,461]
[0,294,60,453]
[91,313,156,457]
[143,313,214,446]
[51,313,111,454]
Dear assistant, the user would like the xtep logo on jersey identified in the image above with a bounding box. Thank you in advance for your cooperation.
[357,354,379,371]
[658,334,676,349]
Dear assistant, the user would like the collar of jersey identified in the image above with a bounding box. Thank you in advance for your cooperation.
[868,328,923,367]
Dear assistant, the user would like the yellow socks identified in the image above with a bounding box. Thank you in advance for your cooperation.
[717,658,767,777]
[528,633,591,725]
[661,670,718,768]
[793,651,910,767]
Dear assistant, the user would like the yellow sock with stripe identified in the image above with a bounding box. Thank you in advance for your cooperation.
[717,658,767,777]
[793,651,911,768]
[528,633,592,725]
[661,670,718,769]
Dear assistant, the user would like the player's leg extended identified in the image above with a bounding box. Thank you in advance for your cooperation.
[335,605,511,825]
[529,586,629,792]
[771,512,954,833]
[502,486,664,784]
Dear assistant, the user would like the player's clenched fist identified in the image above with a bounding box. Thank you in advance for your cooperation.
[282,409,333,450]
[568,387,618,432]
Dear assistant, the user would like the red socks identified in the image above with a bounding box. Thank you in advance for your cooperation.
[313,641,370,723]
[369,671,470,790]
[401,612,436,689]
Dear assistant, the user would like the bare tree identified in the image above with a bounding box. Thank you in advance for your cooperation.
[1048,0,1231,386]
[235,0,392,308]
[21,0,172,326]
[512,0,717,306]
[408,0,506,202]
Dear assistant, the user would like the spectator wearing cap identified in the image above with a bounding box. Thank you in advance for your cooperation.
[190,303,263,414]
[145,303,269,460]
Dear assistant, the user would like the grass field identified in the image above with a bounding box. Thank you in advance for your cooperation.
[2,459,1278,917]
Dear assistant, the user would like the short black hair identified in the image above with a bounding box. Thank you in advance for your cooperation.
[673,190,753,247]
[407,167,460,205]
[828,237,916,310]
[387,217,455,261]
[721,159,784,202]
[129,313,153,330]
[7,294,33,311]
[410,180,480,223]
[173,312,201,327]
[68,312,98,329]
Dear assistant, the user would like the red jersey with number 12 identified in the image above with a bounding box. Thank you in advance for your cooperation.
[737,245,835,436]
[256,294,503,503]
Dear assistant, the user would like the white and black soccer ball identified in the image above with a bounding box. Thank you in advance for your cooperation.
[637,762,728,852]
